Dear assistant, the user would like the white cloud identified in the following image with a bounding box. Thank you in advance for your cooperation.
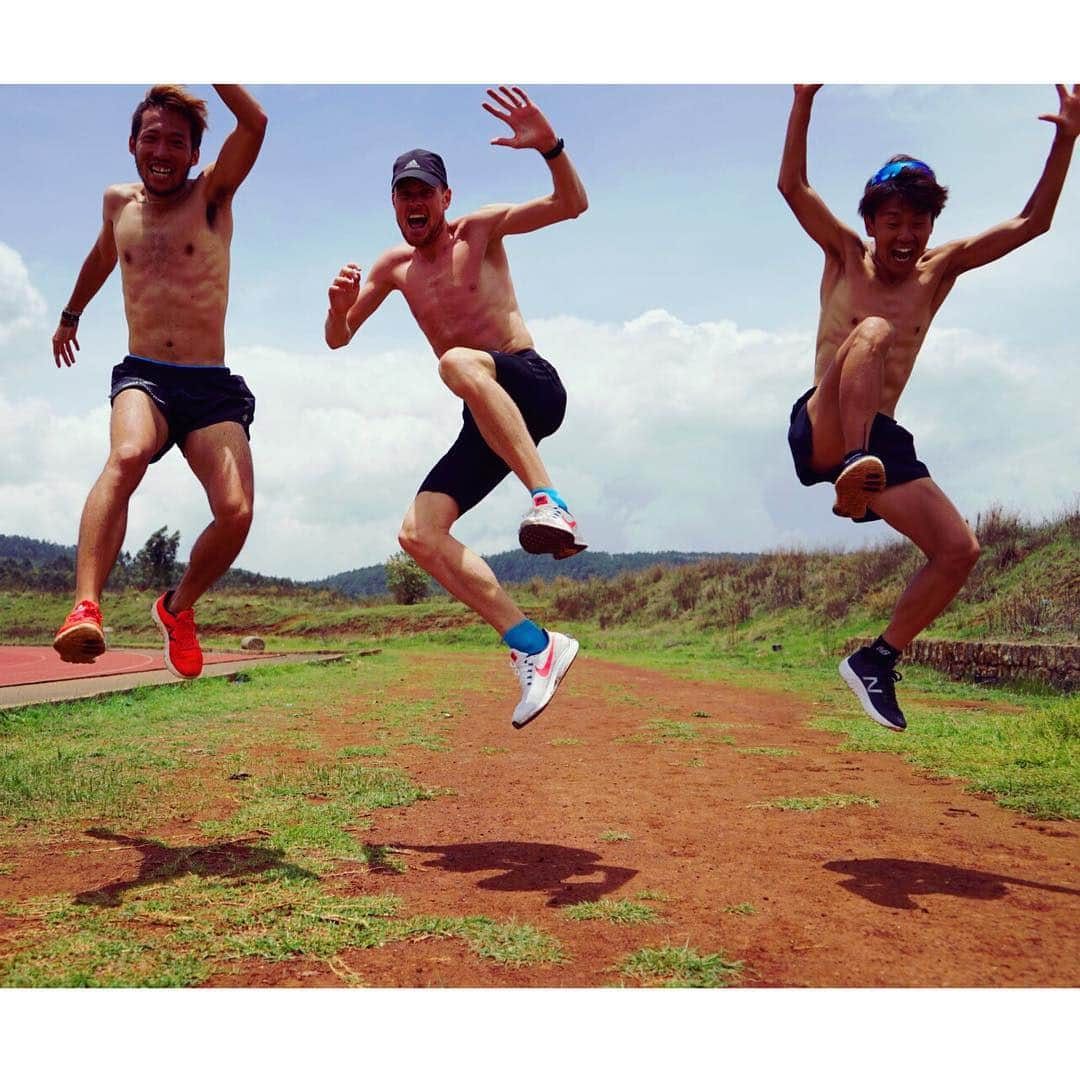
[0,311,1076,579]
[0,242,47,346]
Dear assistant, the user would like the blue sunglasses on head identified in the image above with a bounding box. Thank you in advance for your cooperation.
[868,159,934,186]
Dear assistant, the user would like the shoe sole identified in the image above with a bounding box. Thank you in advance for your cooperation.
[519,522,579,556]
[151,600,202,680]
[512,638,580,729]
[53,623,106,664]
[832,457,886,519]
[553,542,588,561]
[839,658,906,731]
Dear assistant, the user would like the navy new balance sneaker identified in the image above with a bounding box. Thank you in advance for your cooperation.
[839,646,906,731]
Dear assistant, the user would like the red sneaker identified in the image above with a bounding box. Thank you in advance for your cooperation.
[151,594,203,679]
[53,600,106,663]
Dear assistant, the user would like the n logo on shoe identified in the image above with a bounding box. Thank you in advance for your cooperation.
[863,675,881,694]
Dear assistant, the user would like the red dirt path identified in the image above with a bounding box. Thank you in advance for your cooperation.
[2,652,1077,987]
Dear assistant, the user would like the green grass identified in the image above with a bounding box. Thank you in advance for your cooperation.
[723,903,756,916]
[737,747,797,757]
[616,945,744,988]
[562,899,659,925]
[598,831,632,842]
[749,794,879,812]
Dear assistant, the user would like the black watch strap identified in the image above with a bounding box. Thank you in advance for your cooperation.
[541,138,565,161]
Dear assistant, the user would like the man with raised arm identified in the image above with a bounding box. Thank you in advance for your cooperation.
[778,84,1078,732]
[51,84,267,679]
[325,86,588,729]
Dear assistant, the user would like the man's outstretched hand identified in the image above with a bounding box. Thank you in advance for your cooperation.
[1039,84,1080,140]
[484,86,559,154]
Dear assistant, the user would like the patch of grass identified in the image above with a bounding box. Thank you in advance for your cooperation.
[462,919,566,967]
[722,903,756,916]
[598,831,632,842]
[338,745,392,759]
[478,746,508,755]
[616,944,744,988]
[635,889,672,903]
[200,762,437,860]
[750,794,879,812]
[562,899,659,925]
[685,757,705,767]
[549,737,583,747]
[737,746,797,757]
[647,719,700,742]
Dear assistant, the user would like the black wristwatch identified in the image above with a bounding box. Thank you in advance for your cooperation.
[60,308,81,327]
[541,138,565,161]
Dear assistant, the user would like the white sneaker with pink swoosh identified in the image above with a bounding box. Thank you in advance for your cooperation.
[509,630,580,729]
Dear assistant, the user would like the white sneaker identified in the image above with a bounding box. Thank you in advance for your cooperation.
[518,500,588,560]
[509,631,580,729]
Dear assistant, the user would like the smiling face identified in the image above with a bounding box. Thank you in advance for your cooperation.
[865,195,934,277]
[392,178,451,247]
[129,106,199,198]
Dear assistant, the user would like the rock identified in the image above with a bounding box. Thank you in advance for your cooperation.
[240,636,265,652]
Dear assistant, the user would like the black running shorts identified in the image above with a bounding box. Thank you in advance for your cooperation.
[109,354,256,463]
[418,349,567,516]
[787,386,930,523]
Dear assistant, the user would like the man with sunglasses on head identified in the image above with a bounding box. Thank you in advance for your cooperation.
[778,84,1079,732]
[325,86,588,730]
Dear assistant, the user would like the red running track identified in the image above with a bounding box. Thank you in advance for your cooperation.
[0,645,270,688]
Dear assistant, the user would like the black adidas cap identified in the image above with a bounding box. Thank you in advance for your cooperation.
[391,149,448,190]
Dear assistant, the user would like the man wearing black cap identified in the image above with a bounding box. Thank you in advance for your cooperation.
[324,86,588,730]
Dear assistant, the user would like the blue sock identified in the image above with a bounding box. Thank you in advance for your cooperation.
[531,486,568,511]
[503,619,549,655]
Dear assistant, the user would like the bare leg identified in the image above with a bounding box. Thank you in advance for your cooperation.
[74,390,169,604]
[399,492,526,635]
[168,422,254,613]
[868,478,981,650]
[806,316,896,471]
[438,347,551,492]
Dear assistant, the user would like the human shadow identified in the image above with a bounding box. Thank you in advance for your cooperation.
[824,858,1080,911]
[388,841,637,907]
[75,827,318,907]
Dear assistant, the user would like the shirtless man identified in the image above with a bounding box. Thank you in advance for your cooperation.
[779,84,1079,732]
[51,84,267,679]
[325,86,588,729]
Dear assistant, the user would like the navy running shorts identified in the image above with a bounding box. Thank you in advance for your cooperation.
[787,386,930,523]
[109,354,256,463]
[418,348,567,516]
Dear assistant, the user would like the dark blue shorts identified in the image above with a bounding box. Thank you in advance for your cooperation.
[109,354,256,463]
[419,349,567,516]
[787,386,930,524]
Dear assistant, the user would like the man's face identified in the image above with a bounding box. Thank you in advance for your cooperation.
[392,178,451,247]
[865,195,934,276]
[129,107,198,198]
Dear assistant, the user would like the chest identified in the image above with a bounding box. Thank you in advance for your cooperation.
[115,196,227,272]
[829,257,943,338]
[401,235,501,308]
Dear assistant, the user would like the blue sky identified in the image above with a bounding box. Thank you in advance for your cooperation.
[2,81,1078,578]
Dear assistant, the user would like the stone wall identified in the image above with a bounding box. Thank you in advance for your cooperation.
[843,638,1079,692]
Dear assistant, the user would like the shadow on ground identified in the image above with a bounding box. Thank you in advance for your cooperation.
[390,840,637,906]
[824,858,1080,910]
[74,827,318,907]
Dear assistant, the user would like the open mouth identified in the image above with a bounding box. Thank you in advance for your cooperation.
[406,213,428,230]
[891,247,915,264]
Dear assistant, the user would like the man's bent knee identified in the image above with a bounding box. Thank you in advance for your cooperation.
[106,442,155,484]
[214,497,254,537]
[438,348,493,396]
[398,519,439,567]
[933,531,981,577]
[851,316,896,354]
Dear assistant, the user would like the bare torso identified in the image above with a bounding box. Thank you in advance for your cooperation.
[110,174,232,365]
[380,216,533,358]
[815,240,959,415]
